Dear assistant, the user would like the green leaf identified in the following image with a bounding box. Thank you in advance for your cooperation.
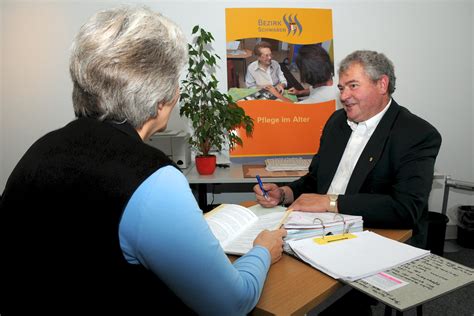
[180,25,254,155]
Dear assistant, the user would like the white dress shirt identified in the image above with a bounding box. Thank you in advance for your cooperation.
[245,60,287,89]
[327,99,392,194]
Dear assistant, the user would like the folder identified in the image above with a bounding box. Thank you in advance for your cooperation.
[287,231,430,281]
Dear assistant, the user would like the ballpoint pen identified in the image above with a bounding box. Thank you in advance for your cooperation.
[256,175,269,200]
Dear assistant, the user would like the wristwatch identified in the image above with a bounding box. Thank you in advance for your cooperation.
[328,194,338,212]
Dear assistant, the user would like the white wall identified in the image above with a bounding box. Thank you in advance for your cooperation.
[1,0,473,225]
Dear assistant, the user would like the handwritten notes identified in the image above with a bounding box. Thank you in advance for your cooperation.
[349,254,474,311]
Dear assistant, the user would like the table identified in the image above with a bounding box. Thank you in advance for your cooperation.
[185,164,446,211]
[237,201,412,316]
[228,87,298,102]
[184,163,299,209]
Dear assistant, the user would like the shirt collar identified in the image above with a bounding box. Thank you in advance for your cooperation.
[256,60,274,72]
[347,98,392,132]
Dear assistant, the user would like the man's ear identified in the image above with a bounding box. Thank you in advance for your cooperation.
[378,75,389,94]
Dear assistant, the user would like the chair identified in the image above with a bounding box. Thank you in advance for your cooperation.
[227,60,239,88]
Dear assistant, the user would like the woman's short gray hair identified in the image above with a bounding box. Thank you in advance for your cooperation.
[338,50,396,95]
[69,6,188,128]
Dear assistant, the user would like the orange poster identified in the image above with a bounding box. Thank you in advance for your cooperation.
[226,8,335,160]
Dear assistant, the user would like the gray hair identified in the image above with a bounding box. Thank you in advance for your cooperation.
[69,6,188,128]
[338,50,396,95]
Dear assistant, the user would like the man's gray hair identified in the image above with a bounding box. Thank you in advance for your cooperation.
[69,6,188,128]
[338,50,396,95]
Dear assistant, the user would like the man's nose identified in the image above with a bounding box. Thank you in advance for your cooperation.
[339,87,349,101]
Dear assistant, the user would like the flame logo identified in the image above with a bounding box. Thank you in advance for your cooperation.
[283,14,303,36]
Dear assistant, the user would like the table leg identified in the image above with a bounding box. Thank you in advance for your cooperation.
[197,183,208,210]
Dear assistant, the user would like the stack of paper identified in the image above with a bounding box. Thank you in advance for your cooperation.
[287,231,430,281]
[284,212,363,241]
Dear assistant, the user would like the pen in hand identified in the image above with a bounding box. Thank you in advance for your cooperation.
[256,175,269,200]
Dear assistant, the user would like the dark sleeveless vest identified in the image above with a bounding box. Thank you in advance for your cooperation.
[0,118,196,314]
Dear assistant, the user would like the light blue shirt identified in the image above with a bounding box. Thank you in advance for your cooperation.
[119,166,271,315]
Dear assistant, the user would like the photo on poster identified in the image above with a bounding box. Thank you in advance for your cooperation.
[226,8,336,161]
[227,38,334,103]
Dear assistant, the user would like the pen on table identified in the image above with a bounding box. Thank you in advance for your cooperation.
[256,175,269,200]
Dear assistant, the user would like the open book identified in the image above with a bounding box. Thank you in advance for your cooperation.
[205,204,286,255]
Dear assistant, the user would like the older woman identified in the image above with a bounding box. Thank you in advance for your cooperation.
[0,6,286,315]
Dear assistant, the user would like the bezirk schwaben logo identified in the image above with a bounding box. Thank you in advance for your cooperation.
[257,14,303,36]
[283,14,303,36]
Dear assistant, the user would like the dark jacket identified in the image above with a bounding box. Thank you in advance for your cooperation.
[289,100,442,247]
[0,118,194,314]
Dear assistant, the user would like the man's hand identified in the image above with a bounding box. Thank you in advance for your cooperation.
[275,83,285,94]
[253,228,287,264]
[288,193,330,212]
[264,85,281,97]
[287,87,299,95]
[288,87,310,97]
[253,182,281,207]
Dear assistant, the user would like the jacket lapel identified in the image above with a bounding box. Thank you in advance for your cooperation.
[345,101,401,194]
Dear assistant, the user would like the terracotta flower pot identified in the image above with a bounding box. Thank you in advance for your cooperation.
[195,155,216,175]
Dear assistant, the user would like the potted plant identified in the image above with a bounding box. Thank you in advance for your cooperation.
[180,25,253,175]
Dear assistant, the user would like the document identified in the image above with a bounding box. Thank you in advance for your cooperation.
[284,211,363,241]
[287,231,430,281]
[205,204,286,255]
[285,211,362,228]
[350,254,474,311]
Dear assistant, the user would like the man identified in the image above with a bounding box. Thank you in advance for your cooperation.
[245,41,287,93]
[0,6,286,314]
[255,50,441,249]
[255,50,441,314]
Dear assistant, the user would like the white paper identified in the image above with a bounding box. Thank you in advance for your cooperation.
[224,212,284,255]
[284,211,363,229]
[206,204,257,248]
[288,231,430,281]
[206,204,286,255]
[285,222,363,241]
